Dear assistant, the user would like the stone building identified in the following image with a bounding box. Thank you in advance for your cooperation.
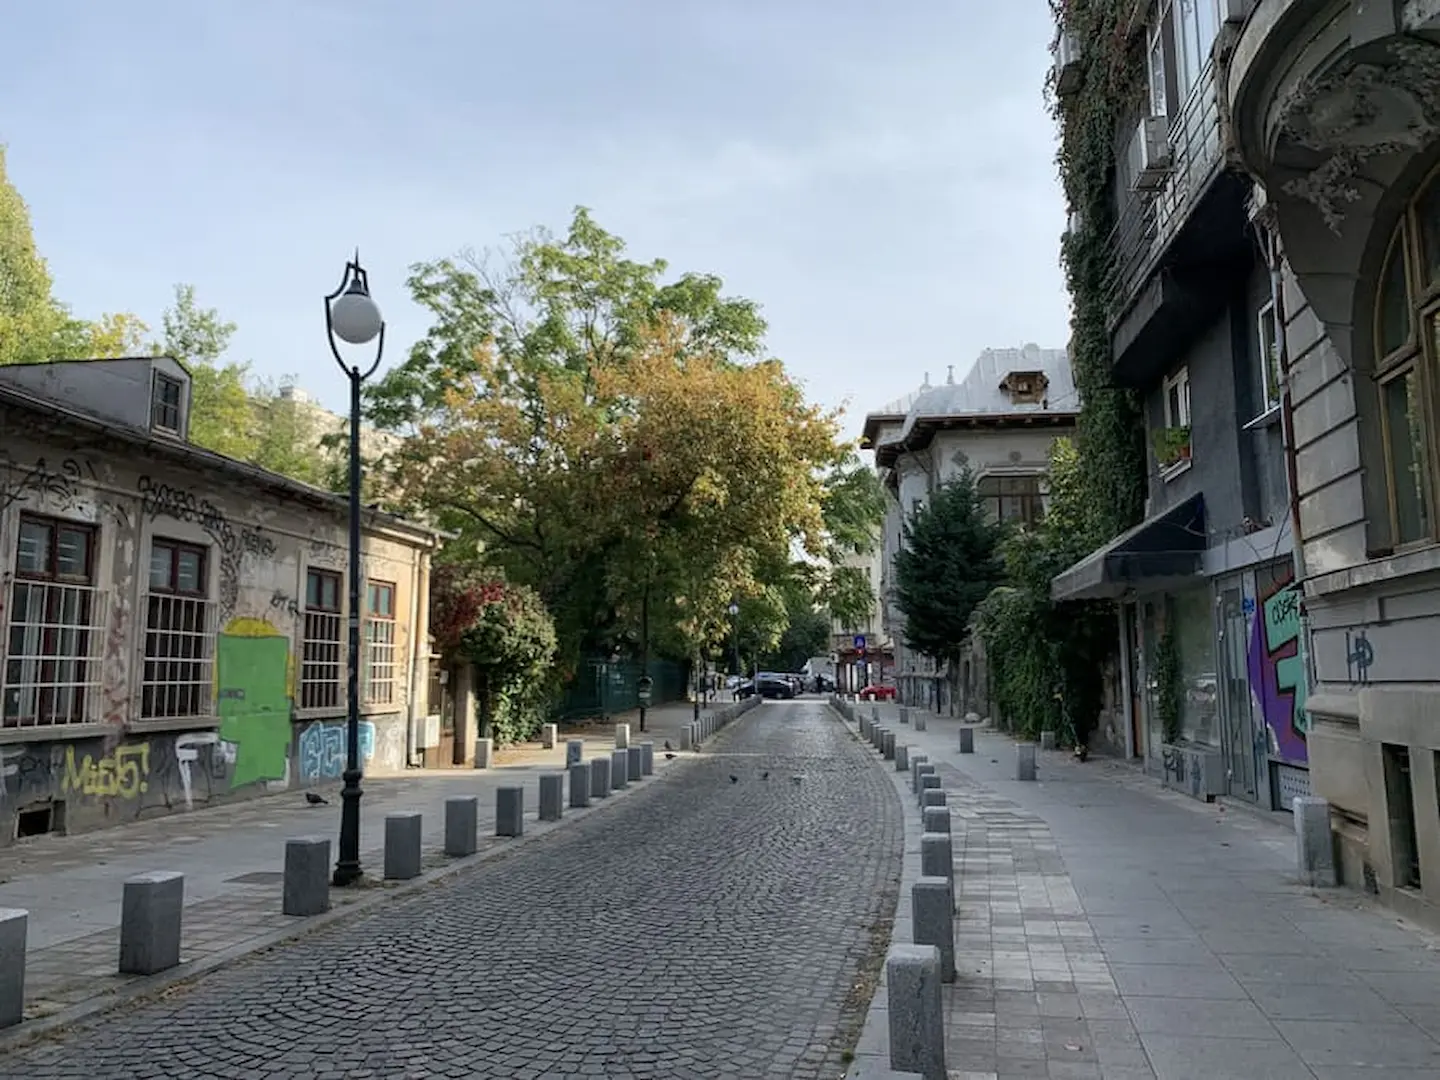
[1228,0,1440,922]
[862,345,1079,719]
[0,357,441,845]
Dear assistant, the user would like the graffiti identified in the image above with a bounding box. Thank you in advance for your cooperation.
[216,622,293,787]
[137,476,276,619]
[298,720,377,781]
[0,745,55,807]
[1247,573,1308,766]
[1161,746,1186,785]
[0,454,96,512]
[172,732,232,811]
[269,590,301,619]
[1345,629,1375,686]
[60,743,151,799]
[307,535,345,568]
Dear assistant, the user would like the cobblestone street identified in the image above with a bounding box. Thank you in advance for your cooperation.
[0,701,902,1080]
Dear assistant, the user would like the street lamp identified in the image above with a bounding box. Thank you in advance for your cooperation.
[324,253,385,888]
[728,600,740,701]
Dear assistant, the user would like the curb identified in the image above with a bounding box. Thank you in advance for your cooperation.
[0,752,697,1054]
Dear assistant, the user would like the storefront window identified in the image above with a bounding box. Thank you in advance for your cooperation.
[1172,588,1220,749]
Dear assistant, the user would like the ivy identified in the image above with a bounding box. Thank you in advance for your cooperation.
[1153,624,1182,744]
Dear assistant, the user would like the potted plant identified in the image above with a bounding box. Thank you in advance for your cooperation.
[1153,425,1192,469]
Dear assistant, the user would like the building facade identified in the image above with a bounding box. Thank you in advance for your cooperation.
[1228,0,1440,921]
[863,345,1079,717]
[829,548,890,692]
[0,358,441,845]
[1049,0,1304,805]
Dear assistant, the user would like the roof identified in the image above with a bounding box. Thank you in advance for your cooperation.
[863,344,1078,465]
[0,379,444,546]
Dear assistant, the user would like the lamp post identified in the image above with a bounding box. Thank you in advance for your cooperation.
[324,253,385,888]
[728,600,740,701]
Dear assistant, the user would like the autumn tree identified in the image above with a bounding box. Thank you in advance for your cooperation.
[818,456,886,628]
[369,208,844,674]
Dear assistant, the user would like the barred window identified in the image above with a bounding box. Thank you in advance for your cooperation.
[301,569,343,710]
[142,539,215,719]
[977,475,1045,526]
[364,581,396,705]
[3,515,105,728]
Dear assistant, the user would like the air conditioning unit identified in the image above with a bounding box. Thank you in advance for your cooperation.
[1055,30,1083,96]
[1129,116,1173,191]
[1221,0,1256,24]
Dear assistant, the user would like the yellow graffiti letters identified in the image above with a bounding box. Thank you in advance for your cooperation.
[61,743,151,798]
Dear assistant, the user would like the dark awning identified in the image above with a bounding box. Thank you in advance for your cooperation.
[1050,493,1206,602]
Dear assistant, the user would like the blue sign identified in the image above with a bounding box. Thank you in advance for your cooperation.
[1242,597,1256,615]
[853,634,866,652]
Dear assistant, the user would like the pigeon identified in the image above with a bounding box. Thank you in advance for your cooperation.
[305,792,328,806]
[664,752,677,761]
[761,771,770,780]
[729,775,739,784]
[663,740,673,752]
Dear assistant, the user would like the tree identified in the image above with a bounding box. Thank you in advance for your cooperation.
[894,470,1005,666]
[152,284,257,459]
[818,456,886,628]
[249,378,332,486]
[430,563,558,744]
[370,208,843,672]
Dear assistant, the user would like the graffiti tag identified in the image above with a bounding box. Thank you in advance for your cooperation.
[0,454,96,512]
[269,590,301,619]
[1345,629,1374,686]
[1161,746,1186,785]
[297,720,376,782]
[61,743,151,799]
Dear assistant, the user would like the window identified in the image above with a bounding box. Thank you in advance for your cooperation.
[1147,10,1170,118]
[301,570,343,710]
[3,515,104,728]
[152,373,183,433]
[142,540,214,719]
[1164,367,1191,428]
[977,475,1045,527]
[1147,0,1221,118]
[1373,169,1440,547]
[1257,301,1281,412]
[364,581,396,706]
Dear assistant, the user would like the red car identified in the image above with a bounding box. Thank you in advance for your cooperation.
[859,684,897,701]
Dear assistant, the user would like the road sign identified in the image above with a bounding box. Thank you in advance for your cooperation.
[853,634,866,653]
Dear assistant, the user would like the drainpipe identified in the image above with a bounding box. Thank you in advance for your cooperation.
[1262,220,1307,586]
[407,544,431,768]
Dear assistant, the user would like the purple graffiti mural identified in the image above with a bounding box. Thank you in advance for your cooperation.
[1246,576,1308,766]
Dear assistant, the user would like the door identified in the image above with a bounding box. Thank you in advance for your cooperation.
[1217,583,1259,801]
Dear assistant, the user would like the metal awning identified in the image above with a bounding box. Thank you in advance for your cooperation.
[1050,493,1206,602]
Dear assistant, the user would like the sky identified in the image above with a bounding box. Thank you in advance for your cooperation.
[1,0,1069,439]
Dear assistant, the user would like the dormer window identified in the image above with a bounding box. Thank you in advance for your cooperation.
[152,373,183,434]
[999,370,1050,405]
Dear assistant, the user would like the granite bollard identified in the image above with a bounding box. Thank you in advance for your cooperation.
[958,726,974,754]
[0,907,24,1029]
[610,749,629,789]
[119,870,184,975]
[283,837,332,916]
[912,877,956,983]
[886,943,946,1079]
[639,741,655,776]
[1294,796,1337,886]
[882,729,896,760]
[538,773,564,822]
[896,744,910,772]
[679,725,695,752]
[899,706,910,725]
[922,805,950,834]
[541,722,558,750]
[910,755,929,793]
[921,788,947,809]
[1017,742,1037,782]
[569,762,592,808]
[913,711,928,732]
[627,745,643,782]
[861,716,872,739]
[496,786,525,836]
[590,755,611,798]
[920,832,954,884]
[871,705,881,724]
[915,764,937,796]
[473,737,493,769]
[1040,729,1057,751]
[384,813,423,880]
[443,797,478,857]
[614,723,631,750]
[565,738,584,767]
[919,773,942,805]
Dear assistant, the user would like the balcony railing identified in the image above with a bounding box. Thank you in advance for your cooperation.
[1105,62,1226,323]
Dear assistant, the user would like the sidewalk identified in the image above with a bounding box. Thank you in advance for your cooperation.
[0,702,700,1028]
[844,704,1440,1079]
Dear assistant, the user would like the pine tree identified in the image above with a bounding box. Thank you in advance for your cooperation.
[894,469,1006,665]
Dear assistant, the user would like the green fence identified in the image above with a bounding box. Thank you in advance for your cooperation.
[552,658,689,722]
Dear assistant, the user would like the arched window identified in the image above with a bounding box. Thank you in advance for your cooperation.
[1373,169,1440,547]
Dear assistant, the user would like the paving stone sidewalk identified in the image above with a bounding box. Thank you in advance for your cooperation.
[844,704,1440,1080]
[0,703,704,1025]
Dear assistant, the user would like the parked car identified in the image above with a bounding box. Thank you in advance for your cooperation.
[743,675,796,699]
[859,684,897,702]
